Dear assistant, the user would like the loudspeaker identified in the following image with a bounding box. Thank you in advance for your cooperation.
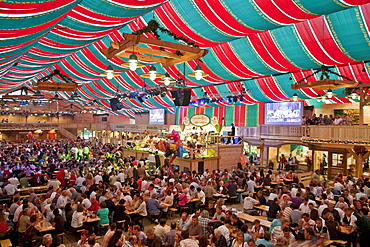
[109,98,123,111]
[170,88,191,106]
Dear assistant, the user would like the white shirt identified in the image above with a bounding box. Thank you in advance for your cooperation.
[75,177,86,187]
[57,195,69,209]
[13,205,22,222]
[247,180,256,193]
[335,208,345,220]
[299,203,310,214]
[308,199,317,207]
[243,197,259,210]
[217,225,230,245]
[82,198,91,209]
[356,192,367,200]
[94,175,102,184]
[4,184,18,195]
[318,204,328,217]
[114,181,122,190]
[197,191,205,203]
[141,180,148,192]
[117,173,126,183]
[333,182,344,191]
[268,193,279,201]
[8,178,19,186]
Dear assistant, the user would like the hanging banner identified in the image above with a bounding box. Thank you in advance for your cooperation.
[190,114,210,127]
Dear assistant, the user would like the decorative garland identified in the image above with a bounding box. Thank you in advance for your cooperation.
[301,138,370,145]
[133,20,199,48]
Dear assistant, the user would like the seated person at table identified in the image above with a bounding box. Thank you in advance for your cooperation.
[230,214,244,229]
[147,194,163,223]
[243,193,259,214]
[188,216,203,239]
[267,198,280,221]
[255,232,273,247]
[254,191,267,205]
[178,212,190,232]
[210,228,228,247]
[52,209,65,235]
[251,219,264,239]
[213,207,226,221]
[144,228,162,247]
[154,218,167,242]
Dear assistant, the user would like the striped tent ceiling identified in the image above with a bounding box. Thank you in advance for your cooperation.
[1,0,370,117]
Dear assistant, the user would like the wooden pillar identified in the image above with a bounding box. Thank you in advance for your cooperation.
[260,140,265,167]
[328,152,333,179]
[342,152,348,176]
[276,147,280,170]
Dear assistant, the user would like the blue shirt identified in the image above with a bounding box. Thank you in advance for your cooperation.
[269,219,281,233]
[146,198,162,215]
[255,239,273,247]
[244,233,251,242]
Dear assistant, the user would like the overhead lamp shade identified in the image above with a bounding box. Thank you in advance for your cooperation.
[292,93,298,101]
[100,65,119,79]
[326,88,334,98]
[121,53,145,71]
[140,65,165,80]
[188,64,209,80]
[33,90,44,98]
[350,90,358,99]
[158,73,175,86]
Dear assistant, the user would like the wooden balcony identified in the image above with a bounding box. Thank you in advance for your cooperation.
[304,125,370,146]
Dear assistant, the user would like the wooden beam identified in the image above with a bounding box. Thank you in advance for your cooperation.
[123,33,202,54]
[116,52,168,65]
[165,49,209,67]
[33,82,81,92]
[123,46,181,59]
[105,40,136,59]
[291,79,359,90]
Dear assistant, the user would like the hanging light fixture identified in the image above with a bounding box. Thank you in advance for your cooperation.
[50,93,62,101]
[291,93,298,101]
[350,90,358,99]
[158,73,175,86]
[326,88,334,98]
[188,64,209,80]
[140,65,165,81]
[316,94,322,102]
[121,53,145,71]
[100,65,119,80]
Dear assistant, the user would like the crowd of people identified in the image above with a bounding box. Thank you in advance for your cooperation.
[0,140,368,247]
[302,113,352,125]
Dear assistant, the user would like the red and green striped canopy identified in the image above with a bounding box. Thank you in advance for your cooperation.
[1,0,370,118]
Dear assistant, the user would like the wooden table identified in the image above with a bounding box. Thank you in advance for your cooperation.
[213,193,228,198]
[39,222,56,232]
[315,197,336,205]
[189,198,200,202]
[19,186,48,193]
[254,205,269,212]
[0,239,12,247]
[87,217,101,223]
[152,224,171,232]
[237,213,271,228]
[126,210,137,215]
[237,189,245,193]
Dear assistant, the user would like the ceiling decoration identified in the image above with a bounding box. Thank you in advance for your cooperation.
[1,0,370,117]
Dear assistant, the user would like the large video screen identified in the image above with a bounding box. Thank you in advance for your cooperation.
[149,108,165,125]
[265,101,303,125]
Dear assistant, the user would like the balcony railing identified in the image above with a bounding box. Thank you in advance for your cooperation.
[304,125,370,144]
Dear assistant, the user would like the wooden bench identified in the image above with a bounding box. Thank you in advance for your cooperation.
[168,208,178,217]
[56,233,65,245]
[330,240,347,246]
